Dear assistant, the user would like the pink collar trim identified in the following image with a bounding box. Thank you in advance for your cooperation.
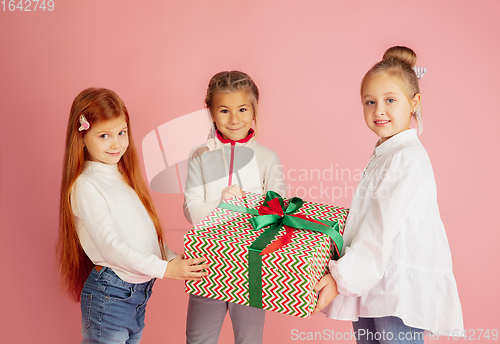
[216,128,255,144]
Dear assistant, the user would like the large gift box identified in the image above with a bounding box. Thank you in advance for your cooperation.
[184,191,348,318]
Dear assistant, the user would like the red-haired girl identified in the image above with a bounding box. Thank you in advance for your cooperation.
[57,87,208,343]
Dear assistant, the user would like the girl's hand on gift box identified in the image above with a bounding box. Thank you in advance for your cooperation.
[164,254,209,281]
[220,184,244,202]
[312,273,339,315]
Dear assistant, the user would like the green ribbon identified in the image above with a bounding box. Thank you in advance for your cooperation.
[218,191,343,309]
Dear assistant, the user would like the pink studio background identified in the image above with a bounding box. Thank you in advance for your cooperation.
[1,1,499,343]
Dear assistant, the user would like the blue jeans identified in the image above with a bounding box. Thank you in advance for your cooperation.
[81,267,156,344]
[352,316,424,344]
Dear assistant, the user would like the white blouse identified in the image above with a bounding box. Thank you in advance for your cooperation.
[323,129,463,335]
[183,136,286,225]
[71,161,176,283]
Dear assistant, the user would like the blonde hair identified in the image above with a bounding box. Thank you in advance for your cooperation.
[361,46,423,132]
[206,70,259,133]
[57,88,166,302]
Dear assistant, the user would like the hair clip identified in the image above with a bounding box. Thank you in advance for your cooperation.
[78,115,90,131]
[413,66,426,80]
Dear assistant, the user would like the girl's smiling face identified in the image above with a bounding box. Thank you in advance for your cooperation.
[83,115,129,164]
[362,73,420,142]
[211,90,255,141]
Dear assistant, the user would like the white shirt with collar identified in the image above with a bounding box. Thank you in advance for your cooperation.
[71,161,176,283]
[183,131,286,225]
[323,129,463,335]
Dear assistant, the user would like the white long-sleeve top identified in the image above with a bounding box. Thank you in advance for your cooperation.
[71,161,176,283]
[323,129,463,335]
[183,132,286,225]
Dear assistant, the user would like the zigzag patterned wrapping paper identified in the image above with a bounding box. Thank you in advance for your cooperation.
[184,191,349,318]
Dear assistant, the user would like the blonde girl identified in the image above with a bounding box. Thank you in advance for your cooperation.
[315,47,463,344]
[57,87,207,343]
[183,71,286,344]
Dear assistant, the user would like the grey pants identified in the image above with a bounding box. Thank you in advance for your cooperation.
[186,294,265,344]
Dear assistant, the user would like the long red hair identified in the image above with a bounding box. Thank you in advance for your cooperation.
[57,88,166,302]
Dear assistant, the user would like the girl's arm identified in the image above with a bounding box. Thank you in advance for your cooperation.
[329,151,424,297]
[183,153,221,225]
[73,180,205,280]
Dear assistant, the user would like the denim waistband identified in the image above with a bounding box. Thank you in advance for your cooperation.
[90,267,156,291]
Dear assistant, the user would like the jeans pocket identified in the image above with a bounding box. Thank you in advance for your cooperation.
[105,283,133,302]
[80,292,92,333]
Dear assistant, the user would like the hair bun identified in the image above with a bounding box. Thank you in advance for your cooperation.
[382,46,417,68]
